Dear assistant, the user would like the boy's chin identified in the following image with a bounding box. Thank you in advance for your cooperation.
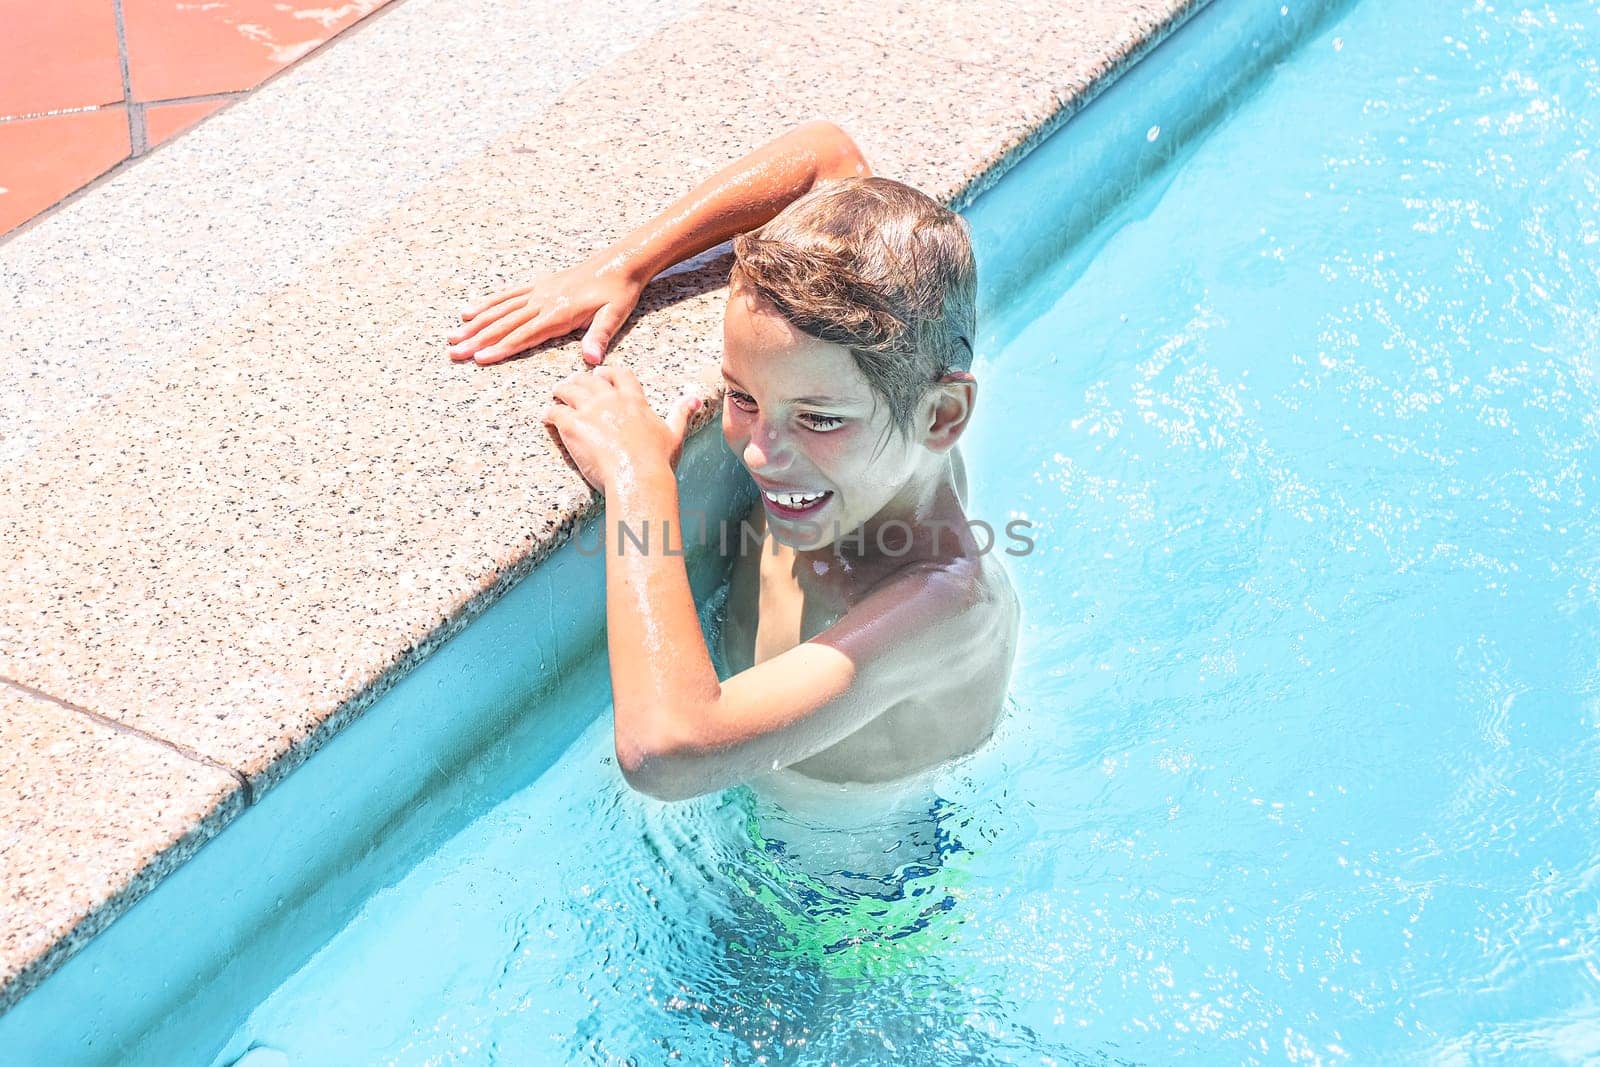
[765,522,834,551]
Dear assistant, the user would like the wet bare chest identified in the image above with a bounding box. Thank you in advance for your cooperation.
[718,526,963,783]
[721,532,852,673]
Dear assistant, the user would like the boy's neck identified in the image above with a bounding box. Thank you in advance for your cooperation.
[798,451,971,572]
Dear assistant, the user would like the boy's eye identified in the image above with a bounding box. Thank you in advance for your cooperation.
[798,413,845,432]
[724,389,841,431]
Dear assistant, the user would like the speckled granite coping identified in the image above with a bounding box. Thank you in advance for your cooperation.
[0,0,1203,1015]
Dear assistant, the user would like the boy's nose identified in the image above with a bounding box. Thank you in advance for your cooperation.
[741,422,791,474]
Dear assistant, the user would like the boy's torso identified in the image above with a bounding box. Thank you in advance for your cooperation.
[720,475,1018,787]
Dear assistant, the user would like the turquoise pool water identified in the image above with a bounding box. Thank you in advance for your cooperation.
[214,0,1600,1062]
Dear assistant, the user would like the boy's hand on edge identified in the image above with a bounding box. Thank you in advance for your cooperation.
[448,256,646,366]
[541,363,704,493]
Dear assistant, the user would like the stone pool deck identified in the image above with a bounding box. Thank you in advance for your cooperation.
[0,0,1203,1015]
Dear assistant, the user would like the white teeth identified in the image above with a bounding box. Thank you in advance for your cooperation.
[764,490,827,509]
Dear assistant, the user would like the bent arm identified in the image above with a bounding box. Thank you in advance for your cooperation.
[603,119,872,285]
[601,458,724,782]
[452,121,869,364]
[601,458,980,802]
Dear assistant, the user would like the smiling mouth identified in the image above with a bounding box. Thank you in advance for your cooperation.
[761,489,833,518]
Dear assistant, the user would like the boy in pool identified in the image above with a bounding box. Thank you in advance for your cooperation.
[446,121,1020,804]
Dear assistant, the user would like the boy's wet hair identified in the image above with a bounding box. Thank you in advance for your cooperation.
[729,176,977,440]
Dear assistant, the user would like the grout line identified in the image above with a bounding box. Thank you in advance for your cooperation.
[129,101,148,154]
[0,675,253,804]
[138,89,246,108]
[0,104,112,123]
[111,0,148,154]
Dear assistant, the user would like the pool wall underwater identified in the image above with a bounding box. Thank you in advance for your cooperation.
[0,0,1353,1062]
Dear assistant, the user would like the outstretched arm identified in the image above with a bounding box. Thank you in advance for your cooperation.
[449,120,872,365]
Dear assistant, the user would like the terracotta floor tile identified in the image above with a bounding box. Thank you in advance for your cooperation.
[0,0,125,119]
[144,96,230,147]
[123,0,392,102]
[0,107,130,236]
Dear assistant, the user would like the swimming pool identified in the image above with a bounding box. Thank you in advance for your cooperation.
[18,0,1600,1060]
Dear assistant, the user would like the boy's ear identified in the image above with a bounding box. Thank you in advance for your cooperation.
[923,371,976,453]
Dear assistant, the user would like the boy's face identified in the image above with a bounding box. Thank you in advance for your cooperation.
[720,286,932,551]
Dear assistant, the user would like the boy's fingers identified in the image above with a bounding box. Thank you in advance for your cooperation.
[456,305,535,357]
[617,365,646,397]
[593,360,637,388]
[541,401,571,427]
[448,297,523,349]
[589,349,630,380]
[455,296,513,335]
[460,285,533,321]
[455,296,517,336]
[666,393,702,441]
[580,303,628,365]
[551,371,597,407]
[665,402,690,442]
[474,314,555,365]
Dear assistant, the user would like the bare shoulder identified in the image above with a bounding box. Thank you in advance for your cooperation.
[774,552,1019,784]
[865,550,1020,665]
[883,542,1016,611]
[917,552,1019,745]
[913,551,1020,714]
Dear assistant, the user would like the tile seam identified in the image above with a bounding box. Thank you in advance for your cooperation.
[135,89,247,109]
[111,0,146,155]
[0,675,252,804]
[0,105,116,124]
